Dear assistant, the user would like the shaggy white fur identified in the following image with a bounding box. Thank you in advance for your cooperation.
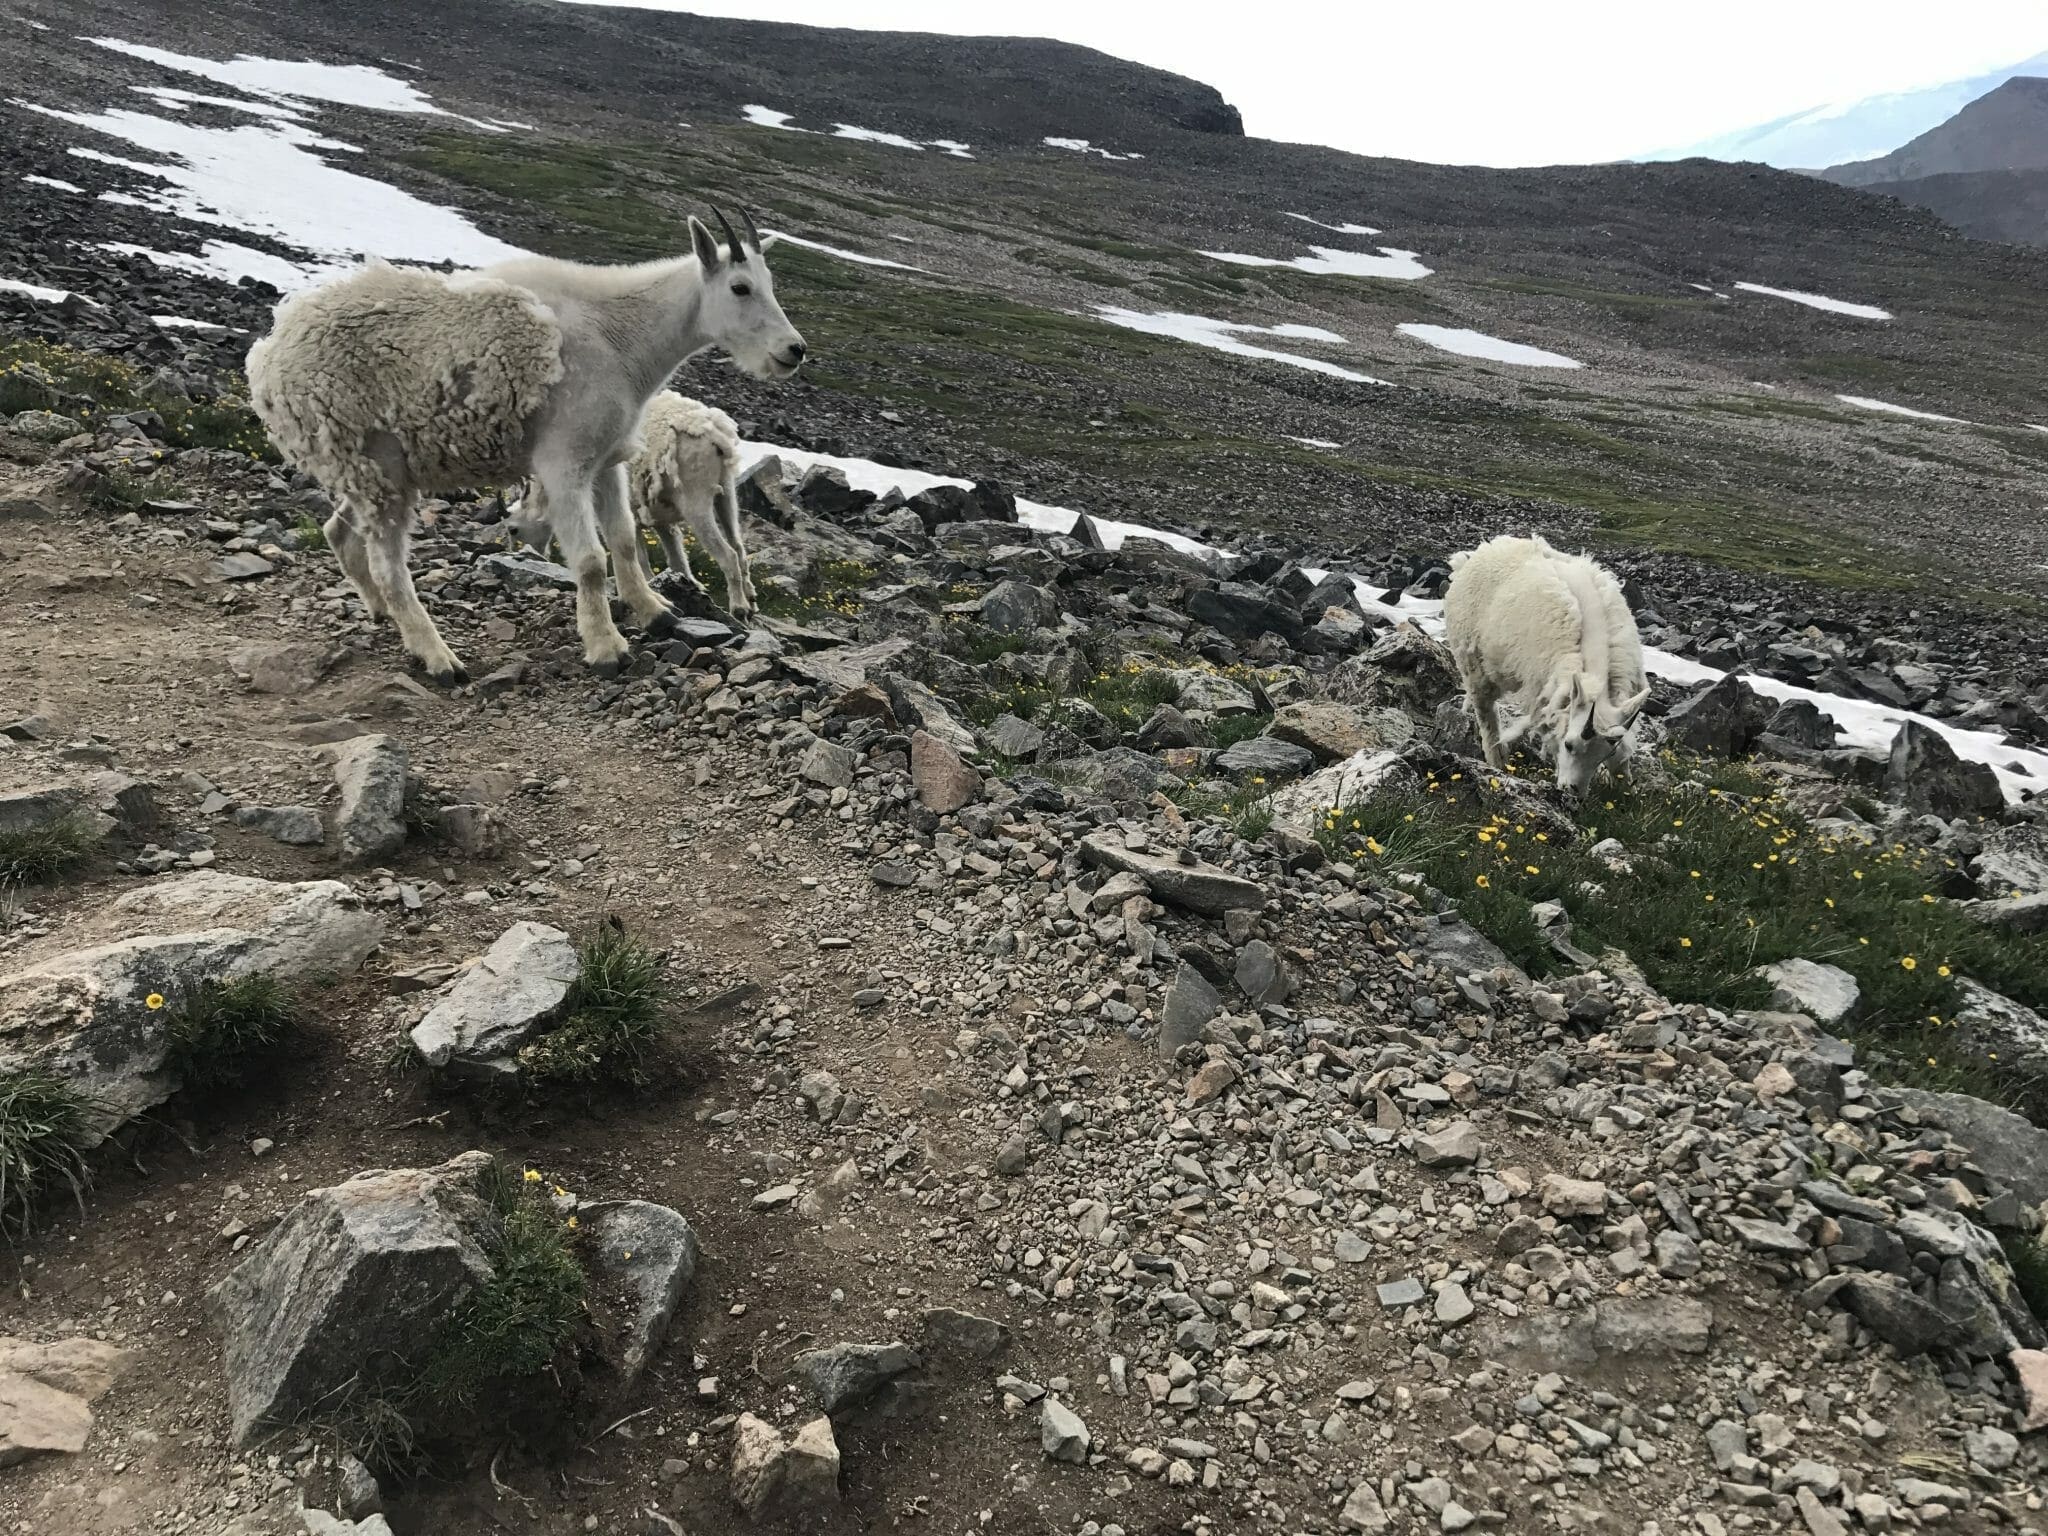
[626,391,756,619]
[245,210,803,682]
[1443,534,1650,793]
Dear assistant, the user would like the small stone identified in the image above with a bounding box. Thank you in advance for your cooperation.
[1541,1175,1607,1218]
[1414,1120,1483,1168]
[1377,1277,1425,1309]
[1040,1398,1090,1463]
[1434,1283,1475,1326]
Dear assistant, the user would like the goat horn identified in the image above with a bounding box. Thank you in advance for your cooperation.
[710,205,747,265]
[736,204,763,252]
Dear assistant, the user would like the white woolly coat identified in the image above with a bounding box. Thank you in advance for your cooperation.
[246,261,564,508]
[1443,534,1645,724]
[628,392,739,529]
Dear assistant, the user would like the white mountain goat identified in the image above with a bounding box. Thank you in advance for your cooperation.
[246,208,803,682]
[1442,534,1651,794]
[508,391,756,619]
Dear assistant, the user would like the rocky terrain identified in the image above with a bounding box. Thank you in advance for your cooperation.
[1819,78,2048,246]
[2,7,2048,1535]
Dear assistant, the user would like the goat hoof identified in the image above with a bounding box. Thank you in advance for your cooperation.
[588,656,624,679]
[425,661,470,687]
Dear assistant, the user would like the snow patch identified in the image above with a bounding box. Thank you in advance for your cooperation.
[0,276,86,304]
[103,239,350,292]
[1288,436,1343,449]
[1043,136,1142,161]
[831,124,925,151]
[1836,394,1965,424]
[88,38,452,116]
[763,229,926,273]
[130,85,307,121]
[1203,244,1432,282]
[741,104,971,156]
[1093,306,1388,384]
[1283,213,1381,236]
[1733,281,1891,320]
[22,174,84,193]
[741,104,801,130]
[152,314,228,330]
[21,98,523,286]
[1397,324,1582,369]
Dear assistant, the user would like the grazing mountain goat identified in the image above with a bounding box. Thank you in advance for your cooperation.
[1442,534,1651,795]
[510,391,756,619]
[246,208,803,682]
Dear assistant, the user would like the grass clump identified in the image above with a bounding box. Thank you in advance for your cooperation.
[518,923,673,1090]
[0,812,97,884]
[2003,1232,2048,1324]
[0,1069,99,1237]
[1317,758,2048,1110]
[162,973,299,1089]
[424,1170,587,1410]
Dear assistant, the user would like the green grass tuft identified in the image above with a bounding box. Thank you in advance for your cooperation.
[0,813,97,884]
[424,1173,586,1409]
[0,1069,99,1237]
[517,923,674,1090]
[162,973,298,1089]
[2003,1231,2048,1324]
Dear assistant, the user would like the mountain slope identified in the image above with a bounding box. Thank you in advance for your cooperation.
[1647,51,2048,168]
[1846,165,2048,246]
[1822,75,2048,186]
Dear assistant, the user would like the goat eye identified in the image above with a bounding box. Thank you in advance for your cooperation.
[731,282,753,297]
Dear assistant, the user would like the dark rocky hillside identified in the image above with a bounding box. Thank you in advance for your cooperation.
[1819,78,2048,246]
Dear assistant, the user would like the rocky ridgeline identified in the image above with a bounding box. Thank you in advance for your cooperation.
[4,380,2048,1531]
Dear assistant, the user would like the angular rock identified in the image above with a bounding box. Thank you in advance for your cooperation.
[979,580,1058,634]
[0,1338,133,1403]
[799,737,859,790]
[983,713,1045,761]
[228,641,344,695]
[207,1152,498,1445]
[1040,1397,1091,1463]
[1170,670,1256,715]
[477,552,576,590]
[1665,674,1772,757]
[1339,1480,1390,1532]
[0,873,383,1138]
[409,922,577,1078]
[1948,978,2048,1074]
[1158,962,1223,1058]
[1233,939,1292,1005]
[1413,1121,1483,1169]
[1891,1087,2048,1207]
[0,1373,93,1468]
[1725,1215,1809,1256]
[1839,1274,1962,1356]
[234,804,325,846]
[331,734,408,865]
[1215,735,1317,780]
[910,729,981,814]
[1760,958,1860,1027]
[590,1201,699,1385]
[1269,748,1411,835]
[797,1340,922,1414]
[1269,700,1409,762]
[1886,719,2002,821]
[921,1308,1011,1359]
[1542,1175,1608,1218]
[1080,833,1264,917]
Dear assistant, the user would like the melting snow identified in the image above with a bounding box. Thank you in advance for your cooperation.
[1288,436,1343,449]
[1733,282,1891,320]
[1093,307,1388,384]
[764,230,926,273]
[1284,213,1381,236]
[0,276,85,304]
[88,39,453,116]
[130,85,307,121]
[721,437,2048,801]
[21,99,524,287]
[1836,394,1965,423]
[104,239,350,292]
[152,314,228,330]
[1043,136,1142,161]
[23,174,84,193]
[1397,324,1583,369]
[741,104,971,156]
[1203,244,1432,282]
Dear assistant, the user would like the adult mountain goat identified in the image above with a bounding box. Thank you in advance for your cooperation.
[1443,534,1650,794]
[246,208,803,682]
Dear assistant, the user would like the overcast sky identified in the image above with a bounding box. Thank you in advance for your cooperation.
[563,0,2046,165]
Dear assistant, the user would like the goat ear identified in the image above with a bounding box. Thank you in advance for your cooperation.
[688,216,721,271]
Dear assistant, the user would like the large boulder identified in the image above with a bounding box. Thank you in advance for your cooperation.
[730,1413,841,1518]
[0,873,383,1138]
[1214,736,1317,781]
[1886,720,2002,821]
[978,581,1058,635]
[1663,675,1772,757]
[1269,750,1413,836]
[408,922,578,1079]
[1269,700,1414,762]
[910,730,982,814]
[1947,979,2048,1076]
[1327,624,1460,716]
[589,1202,700,1386]
[207,1152,499,1446]
[1971,827,2048,897]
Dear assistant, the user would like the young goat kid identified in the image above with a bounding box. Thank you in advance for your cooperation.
[247,208,802,682]
[511,391,756,619]
[1443,534,1650,795]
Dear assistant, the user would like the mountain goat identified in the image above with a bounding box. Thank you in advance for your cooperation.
[1443,534,1650,794]
[246,208,803,683]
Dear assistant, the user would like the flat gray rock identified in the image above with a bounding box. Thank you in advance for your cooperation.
[796,1340,921,1414]
[331,734,407,866]
[409,921,577,1076]
[1080,833,1264,917]
[590,1201,699,1385]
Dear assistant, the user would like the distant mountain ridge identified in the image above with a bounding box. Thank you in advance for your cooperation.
[1646,51,2048,169]
[1820,76,2048,186]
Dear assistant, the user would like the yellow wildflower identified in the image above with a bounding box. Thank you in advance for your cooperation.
[146,993,166,1010]
[1900,956,1917,972]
